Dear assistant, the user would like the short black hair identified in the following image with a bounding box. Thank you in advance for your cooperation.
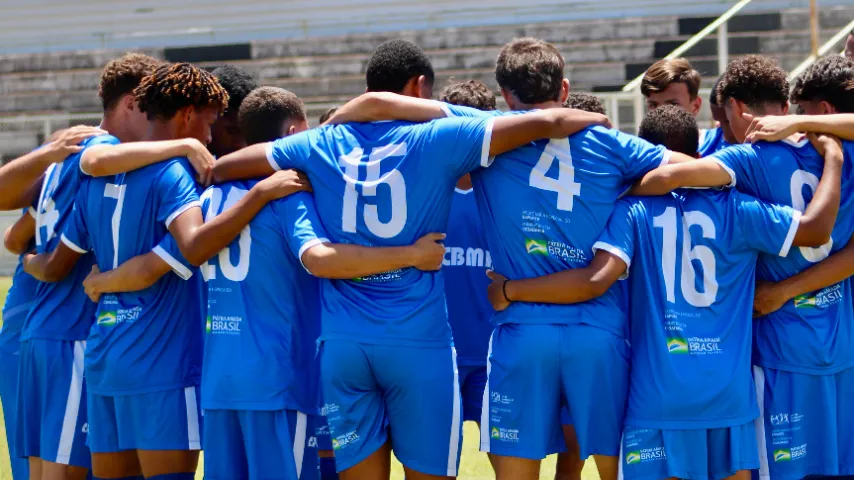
[638,104,699,156]
[99,53,162,111]
[135,63,229,121]
[212,65,258,117]
[439,80,496,111]
[790,55,854,113]
[563,92,606,114]
[710,75,724,106]
[238,86,306,145]
[717,55,789,112]
[495,37,565,105]
[318,106,339,124]
[366,40,434,93]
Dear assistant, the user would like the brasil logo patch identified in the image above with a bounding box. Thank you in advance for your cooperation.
[625,451,641,465]
[205,316,212,334]
[794,294,816,309]
[491,427,500,439]
[773,449,792,462]
[525,239,548,255]
[97,311,117,327]
[666,337,689,354]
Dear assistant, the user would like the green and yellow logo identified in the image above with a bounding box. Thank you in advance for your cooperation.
[205,316,212,334]
[525,239,548,255]
[666,337,689,354]
[773,449,791,462]
[794,294,816,309]
[491,427,500,439]
[331,439,340,451]
[97,311,117,327]
[625,451,641,465]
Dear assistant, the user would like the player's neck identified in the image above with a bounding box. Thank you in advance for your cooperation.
[510,100,563,111]
[100,112,135,143]
[146,121,180,142]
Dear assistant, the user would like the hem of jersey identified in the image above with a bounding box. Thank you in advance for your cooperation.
[454,187,473,195]
[60,234,87,254]
[318,333,452,348]
[481,444,551,460]
[201,401,292,411]
[625,412,759,430]
[480,117,495,168]
[592,241,631,279]
[164,200,201,229]
[87,379,199,398]
[264,142,281,172]
[298,237,330,273]
[152,245,193,280]
[709,156,737,187]
[491,317,626,338]
[454,358,488,367]
[779,210,801,257]
[753,358,854,376]
[20,331,89,343]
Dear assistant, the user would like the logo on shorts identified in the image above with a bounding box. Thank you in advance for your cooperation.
[773,449,792,462]
[97,311,117,327]
[666,337,689,354]
[525,239,548,255]
[625,451,641,464]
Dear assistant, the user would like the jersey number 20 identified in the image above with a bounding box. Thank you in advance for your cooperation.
[201,187,251,282]
[654,207,719,307]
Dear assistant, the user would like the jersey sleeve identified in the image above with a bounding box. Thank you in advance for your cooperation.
[439,103,501,119]
[429,116,495,175]
[151,234,193,280]
[59,186,91,254]
[592,198,636,278]
[154,159,201,228]
[733,191,801,257]
[275,192,331,272]
[264,130,313,172]
[707,144,761,190]
[587,127,671,182]
[78,134,121,176]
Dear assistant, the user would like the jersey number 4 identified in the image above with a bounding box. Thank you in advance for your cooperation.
[654,207,719,308]
[529,138,581,211]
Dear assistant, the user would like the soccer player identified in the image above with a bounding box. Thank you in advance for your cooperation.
[1,210,38,480]
[627,54,854,478]
[641,58,702,116]
[209,65,259,158]
[209,38,609,480]
[703,76,736,154]
[845,28,854,59]
[563,92,605,115]
[483,103,843,480]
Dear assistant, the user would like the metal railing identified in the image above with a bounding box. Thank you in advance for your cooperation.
[788,17,854,81]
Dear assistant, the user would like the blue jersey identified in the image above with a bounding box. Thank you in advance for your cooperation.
[598,189,797,429]
[698,127,730,156]
[199,184,324,413]
[443,188,494,365]
[23,135,116,341]
[443,104,670,335]
[712,139,854,374]
[265,117,492,347]
[0,209,39,354]
[61,156,202,395]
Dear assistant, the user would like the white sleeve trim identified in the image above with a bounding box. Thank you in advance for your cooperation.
[710,157,737,188]
[779,210,802,257]
[27,207,37,219]
[152,245,193,280]
[298,237,330,274]
[165,201,201,229]
[592,241,631,280]
[659,149,672,167]
[439,102,455,118]
[480,117,495,168]
[265,142,282,172]
[60,234,87,254]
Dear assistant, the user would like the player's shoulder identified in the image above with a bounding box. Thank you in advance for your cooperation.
[82,133,120,148]
[441,103,502,119]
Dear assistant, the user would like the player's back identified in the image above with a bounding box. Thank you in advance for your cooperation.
[67,158,202,396]
[712,139,854,373]
[608,189,796,428]
[201,182,320,413]
[266,117,491,346]
[23,136,118,341]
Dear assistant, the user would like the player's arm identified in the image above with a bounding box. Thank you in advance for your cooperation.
[302,233,446,279]
[4,209,35,255]
[0,126,105,210]
[626,156,734,196]
[81,138,215,184]
[82,256,174,303]
[486,251,627,311]
[210,143,274,184]
[323,92,450,124]
[170,170,311,266]
[21,243,82,283]
[487,109,613,157]
[745,114,854,143]
[791,133,844,247]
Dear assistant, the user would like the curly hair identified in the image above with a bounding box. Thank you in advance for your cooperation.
[790,55,854,113]
[318,106,339,124]
[99,53,162,110]
[439,80,496,111]
[495,38,565,105]
[563,92,606,114]
[638,104,699,156]
[134,63,229,121]
[366,40,435,93]
[212,65,258,116]
[641,58,701,99]
[717,55,789,111]
[238,87,306,145]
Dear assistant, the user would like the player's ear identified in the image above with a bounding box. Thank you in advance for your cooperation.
[559,78,570,104]
[499,88,517,110]
[122,94,136,113]
[821,101,836,115]
[781,102,790,115]
[691,96,703,116]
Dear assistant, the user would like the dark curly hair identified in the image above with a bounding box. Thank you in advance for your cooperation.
[563,92,606,114]
[238,87,306,145]
[495,38,565,105]
[790,55,854,113]
[439,80,496,111]
[212,65,258,116]
[318,106,339,124]
[134,63,229,121]
[717,55,789,112]
[366,40,435,93]
[99,53,162,110]
[638,104,699,156]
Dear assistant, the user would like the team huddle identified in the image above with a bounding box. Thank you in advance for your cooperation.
[0,33,853,480]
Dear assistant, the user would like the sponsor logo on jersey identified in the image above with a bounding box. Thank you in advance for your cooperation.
[207,315,241,335]
[774,449,791,462]
[770,413,789,426]
[525,239,548,255]
[794,295,816,309]
[625,451,641,464]
[490,427,519,442]
[205,316,212,334]
[794,284,843,309]
[97,306,141,326]
[491,427,500,439]
[525,238,587,262]
[97,311,117,327]
[666,337,689,354]
[443,246,493,268]
[332,431,360,450]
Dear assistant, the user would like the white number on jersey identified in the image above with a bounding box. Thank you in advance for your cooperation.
[35,163,62,247]
[340,143,408,238]
[201,187,251,282]
[653,207,719,307]
[104,183,127,269]
[790,169,832,262]
[529,138,581,211]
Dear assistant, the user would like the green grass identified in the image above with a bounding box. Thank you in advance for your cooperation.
[0,277,600,479]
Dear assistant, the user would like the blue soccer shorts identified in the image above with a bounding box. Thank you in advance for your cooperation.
[619,423,759,479]
[88,385,202,453]
[15,339,90,468]
[457,364,487,423]
[0,348,29,479]
[754,365,854,479]
[480,323,629,460]
[320,340,462,477]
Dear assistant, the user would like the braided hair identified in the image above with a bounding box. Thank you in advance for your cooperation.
[134,62,229,121]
